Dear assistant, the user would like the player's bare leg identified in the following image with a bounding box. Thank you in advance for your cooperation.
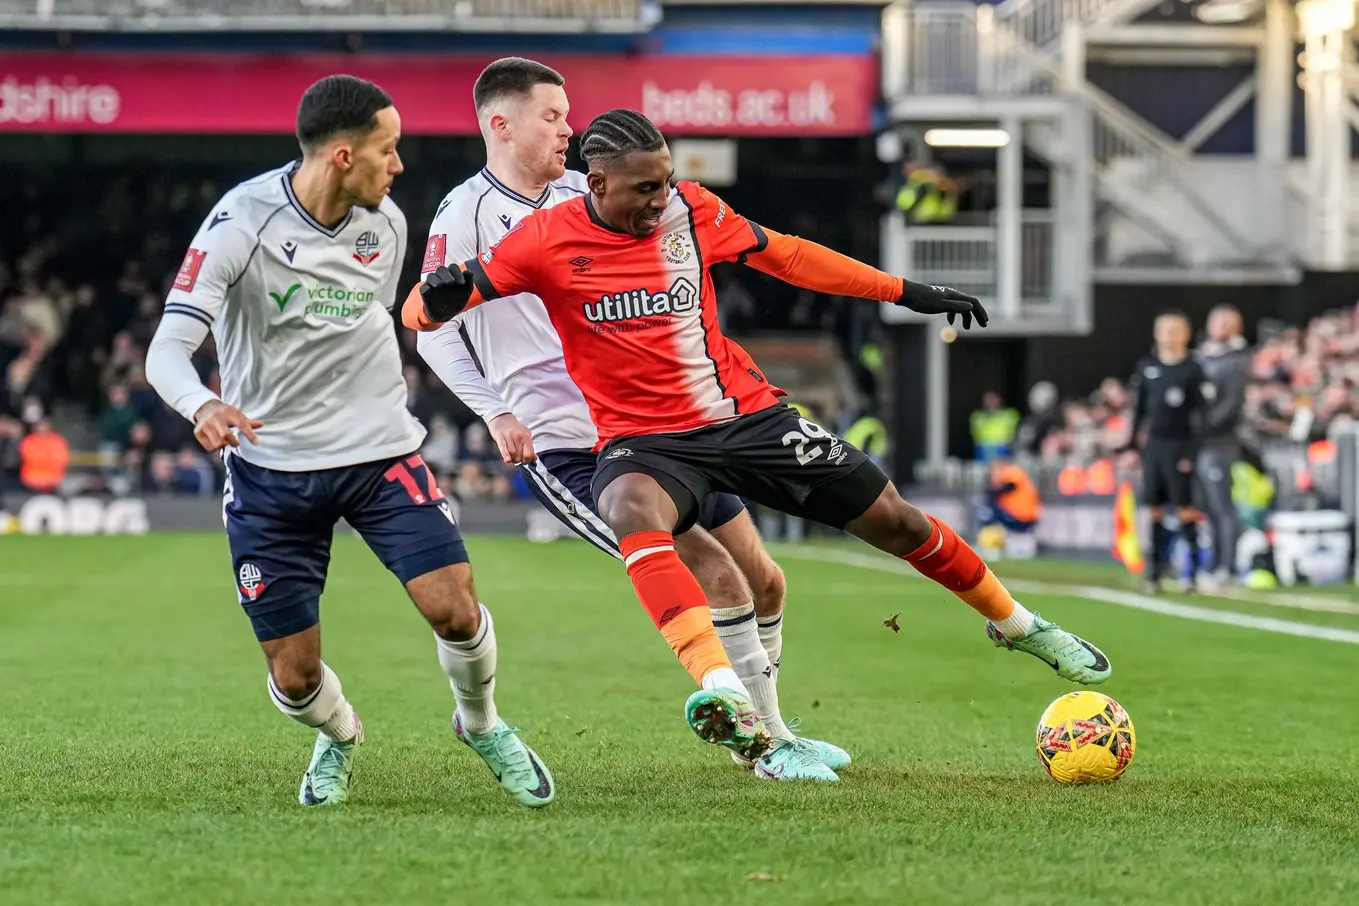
[405,563,554,808]
[675,526,838,780]
[261,626,364,807]
[598,472,772,761]
[843,482,1111,684]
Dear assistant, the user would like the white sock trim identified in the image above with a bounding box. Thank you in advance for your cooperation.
[914,530,945,562]
[624,544,674,568]
[701,666,749,698]
[435,604,491,651]
[267,662,357,742]
[710,603,756,624]
[991,601,1035,639]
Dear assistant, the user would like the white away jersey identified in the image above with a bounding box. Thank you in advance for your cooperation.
[153,161,424,471]
[419,168,597,453]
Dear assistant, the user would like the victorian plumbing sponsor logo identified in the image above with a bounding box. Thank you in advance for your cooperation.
[0,76,120,125]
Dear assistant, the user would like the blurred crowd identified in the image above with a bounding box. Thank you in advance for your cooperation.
[967,304,1359,506]
[1004,305,1359,464]
[0,227,542,502]
[0,164,873,502]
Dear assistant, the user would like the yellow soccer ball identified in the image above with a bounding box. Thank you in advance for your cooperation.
[1035,691,1136,784]
[977,524,1008,552]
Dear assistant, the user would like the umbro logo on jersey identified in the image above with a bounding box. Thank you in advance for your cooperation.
[353,230,381,265]
[281,241,298,263]
[498,213,513,230]
[570,256,593,273]
[208,211,232,230]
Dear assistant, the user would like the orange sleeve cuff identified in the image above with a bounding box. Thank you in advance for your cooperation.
[401,282,435,331]
[743,228,902,303]
[400,267,485,332]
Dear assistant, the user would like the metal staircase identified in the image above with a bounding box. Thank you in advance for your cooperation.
[882,0,1295,274]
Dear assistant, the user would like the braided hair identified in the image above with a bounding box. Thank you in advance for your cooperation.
[580,109,666,169]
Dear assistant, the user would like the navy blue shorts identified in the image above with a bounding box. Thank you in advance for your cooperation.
[519,449,746,558]
[224,451,469,643]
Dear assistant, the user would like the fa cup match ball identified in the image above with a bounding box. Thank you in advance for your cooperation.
[1035,691,1136,784]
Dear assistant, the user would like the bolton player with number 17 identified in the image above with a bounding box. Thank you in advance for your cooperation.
[144,75,555,809]
[405,108,1114,760]
[416,57,846,781]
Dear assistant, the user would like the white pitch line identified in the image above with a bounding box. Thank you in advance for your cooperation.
[777,545,1359,647]
[1200,588,1359,616]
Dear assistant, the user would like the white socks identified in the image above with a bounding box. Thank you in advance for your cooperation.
[434,603,500,736]
[712,603,792,741]
[265,606,502,744]
[990,601,1036,640]
[268,662,359,743]
[756,612,784,683]
[700,666,749,698]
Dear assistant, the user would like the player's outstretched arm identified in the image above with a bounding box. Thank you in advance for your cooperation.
[413,328,537,463]
[743,227,988,330]
[415,328,512,424]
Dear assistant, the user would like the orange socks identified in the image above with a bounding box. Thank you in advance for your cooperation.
[620,530,733,686]
[903,515,1017,621]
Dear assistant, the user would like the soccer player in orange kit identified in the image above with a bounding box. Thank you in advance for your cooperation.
[405,109,1112,763]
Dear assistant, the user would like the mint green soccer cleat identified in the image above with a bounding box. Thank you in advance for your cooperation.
[298,714,364,807]
[455,714,555,808]
[754,738,839,782]
[802,737,851,772]
[685,688,772,761]
[731,727,851,772]
[986,612,1112,684]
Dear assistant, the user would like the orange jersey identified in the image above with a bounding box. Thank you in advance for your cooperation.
[405,181,901,446]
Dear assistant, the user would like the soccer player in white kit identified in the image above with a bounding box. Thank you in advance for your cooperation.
[415,58,848,781]
[144,75,554,808]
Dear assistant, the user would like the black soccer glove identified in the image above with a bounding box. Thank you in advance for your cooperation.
[419,265,474,323]
[896,278,988,330]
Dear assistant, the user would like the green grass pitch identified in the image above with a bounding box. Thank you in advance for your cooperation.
[3,533,1358,905]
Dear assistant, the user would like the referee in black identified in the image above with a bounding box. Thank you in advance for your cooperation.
[1126,310,1209,593]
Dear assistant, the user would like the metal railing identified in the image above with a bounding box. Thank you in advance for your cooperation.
[0,0,663,31]
[990,0,1152,51]
[885,2,1056,97]
[888,210,1055,309]
[887,4,1271,265]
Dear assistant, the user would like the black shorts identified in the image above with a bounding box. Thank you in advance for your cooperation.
[1141,439,1195,507]
[519,449,747,559]
[591,404,890,534]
